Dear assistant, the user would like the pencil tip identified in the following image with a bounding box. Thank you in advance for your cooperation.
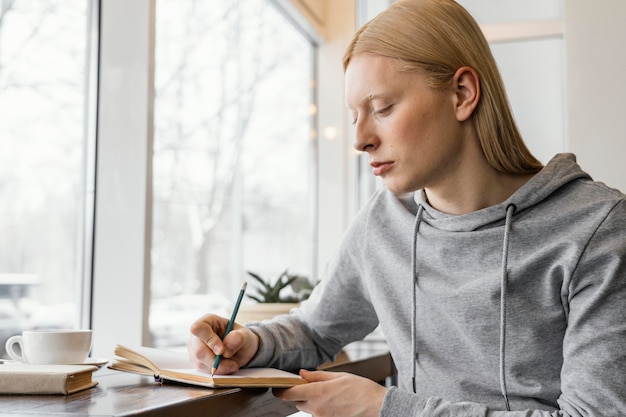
[241,281,248,290]
[211,368,216,377]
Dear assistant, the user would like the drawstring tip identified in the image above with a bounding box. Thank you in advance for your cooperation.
[503,395,511,411]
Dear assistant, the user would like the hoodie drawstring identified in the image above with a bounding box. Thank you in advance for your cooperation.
[411,204,424,394]
[410,202,516,412]
[499,203,516,411]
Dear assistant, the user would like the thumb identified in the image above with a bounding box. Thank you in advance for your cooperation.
[299,369,340,382]
[222,329,245,356]
[206,333,225,355]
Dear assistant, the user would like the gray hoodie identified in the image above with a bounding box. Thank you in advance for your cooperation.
[248,153,626,416]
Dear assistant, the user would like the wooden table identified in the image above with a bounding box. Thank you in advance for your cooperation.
[0,350,395,417]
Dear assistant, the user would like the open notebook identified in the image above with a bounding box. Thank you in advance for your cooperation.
[110,344,306,388]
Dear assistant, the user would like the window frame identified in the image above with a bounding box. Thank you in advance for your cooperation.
[91,0,330,356]
[80,0,101,331]
[92,0,154,356]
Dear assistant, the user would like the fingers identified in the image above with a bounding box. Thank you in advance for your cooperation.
[189,313,227,354]
[274,370,342,402]
[274,372,386,417]
[188,314,228,372]
[187,335,214,373]
[299,369,336,382]
[273,372,327,416]
[187,314,260,373]
[213,331,246,375]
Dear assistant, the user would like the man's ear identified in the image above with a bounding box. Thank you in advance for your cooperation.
[452,66,480,122]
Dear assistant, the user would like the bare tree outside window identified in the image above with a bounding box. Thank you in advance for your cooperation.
[150,0,314,347]
[0,0,93,357]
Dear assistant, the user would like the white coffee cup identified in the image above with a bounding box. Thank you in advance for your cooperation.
[5,329,93,365]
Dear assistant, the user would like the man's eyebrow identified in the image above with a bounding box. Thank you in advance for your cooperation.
[357,93,388,106]
[346,92,391,110]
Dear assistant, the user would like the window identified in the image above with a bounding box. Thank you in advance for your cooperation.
[0,0,97,357]
[150,0,315,348]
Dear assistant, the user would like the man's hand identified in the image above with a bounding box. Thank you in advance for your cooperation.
[187,313,260,374]
[274,370,387,417]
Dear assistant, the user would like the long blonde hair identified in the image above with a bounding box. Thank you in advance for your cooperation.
[343,0,542,174]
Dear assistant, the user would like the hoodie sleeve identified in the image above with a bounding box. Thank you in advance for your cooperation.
[556,198,626,415]
[245,204,381,372]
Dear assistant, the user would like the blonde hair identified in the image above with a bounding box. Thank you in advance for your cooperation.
[343,0,542,175]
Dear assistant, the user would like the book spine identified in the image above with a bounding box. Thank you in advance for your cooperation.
[0,373,71,395]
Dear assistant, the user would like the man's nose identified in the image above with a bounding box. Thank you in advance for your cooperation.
[353,118,377,152]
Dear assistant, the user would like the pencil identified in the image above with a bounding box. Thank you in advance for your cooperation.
[211,281,247,376]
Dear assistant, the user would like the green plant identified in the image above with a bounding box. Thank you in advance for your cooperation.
[246,269,317,303]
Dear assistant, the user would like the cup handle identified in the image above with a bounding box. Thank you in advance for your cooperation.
[5,335,24,362]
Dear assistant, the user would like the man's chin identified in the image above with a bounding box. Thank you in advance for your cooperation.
[385,182,418,196]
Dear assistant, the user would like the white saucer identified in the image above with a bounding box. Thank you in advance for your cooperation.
[78,357,109,366]
[1,358,109,366]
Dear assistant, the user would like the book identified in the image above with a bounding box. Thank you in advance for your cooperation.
[0,364,98,395]
[110,344,307,388]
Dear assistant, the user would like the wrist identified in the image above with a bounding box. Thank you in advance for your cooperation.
[243,324,275,367]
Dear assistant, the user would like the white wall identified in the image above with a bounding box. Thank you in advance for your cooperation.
[565,1,626,192]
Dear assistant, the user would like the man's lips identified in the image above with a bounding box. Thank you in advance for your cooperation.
[370,160,394,176]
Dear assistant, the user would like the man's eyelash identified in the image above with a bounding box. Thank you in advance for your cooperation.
[350,104,392,125]
[375,105,392,115]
